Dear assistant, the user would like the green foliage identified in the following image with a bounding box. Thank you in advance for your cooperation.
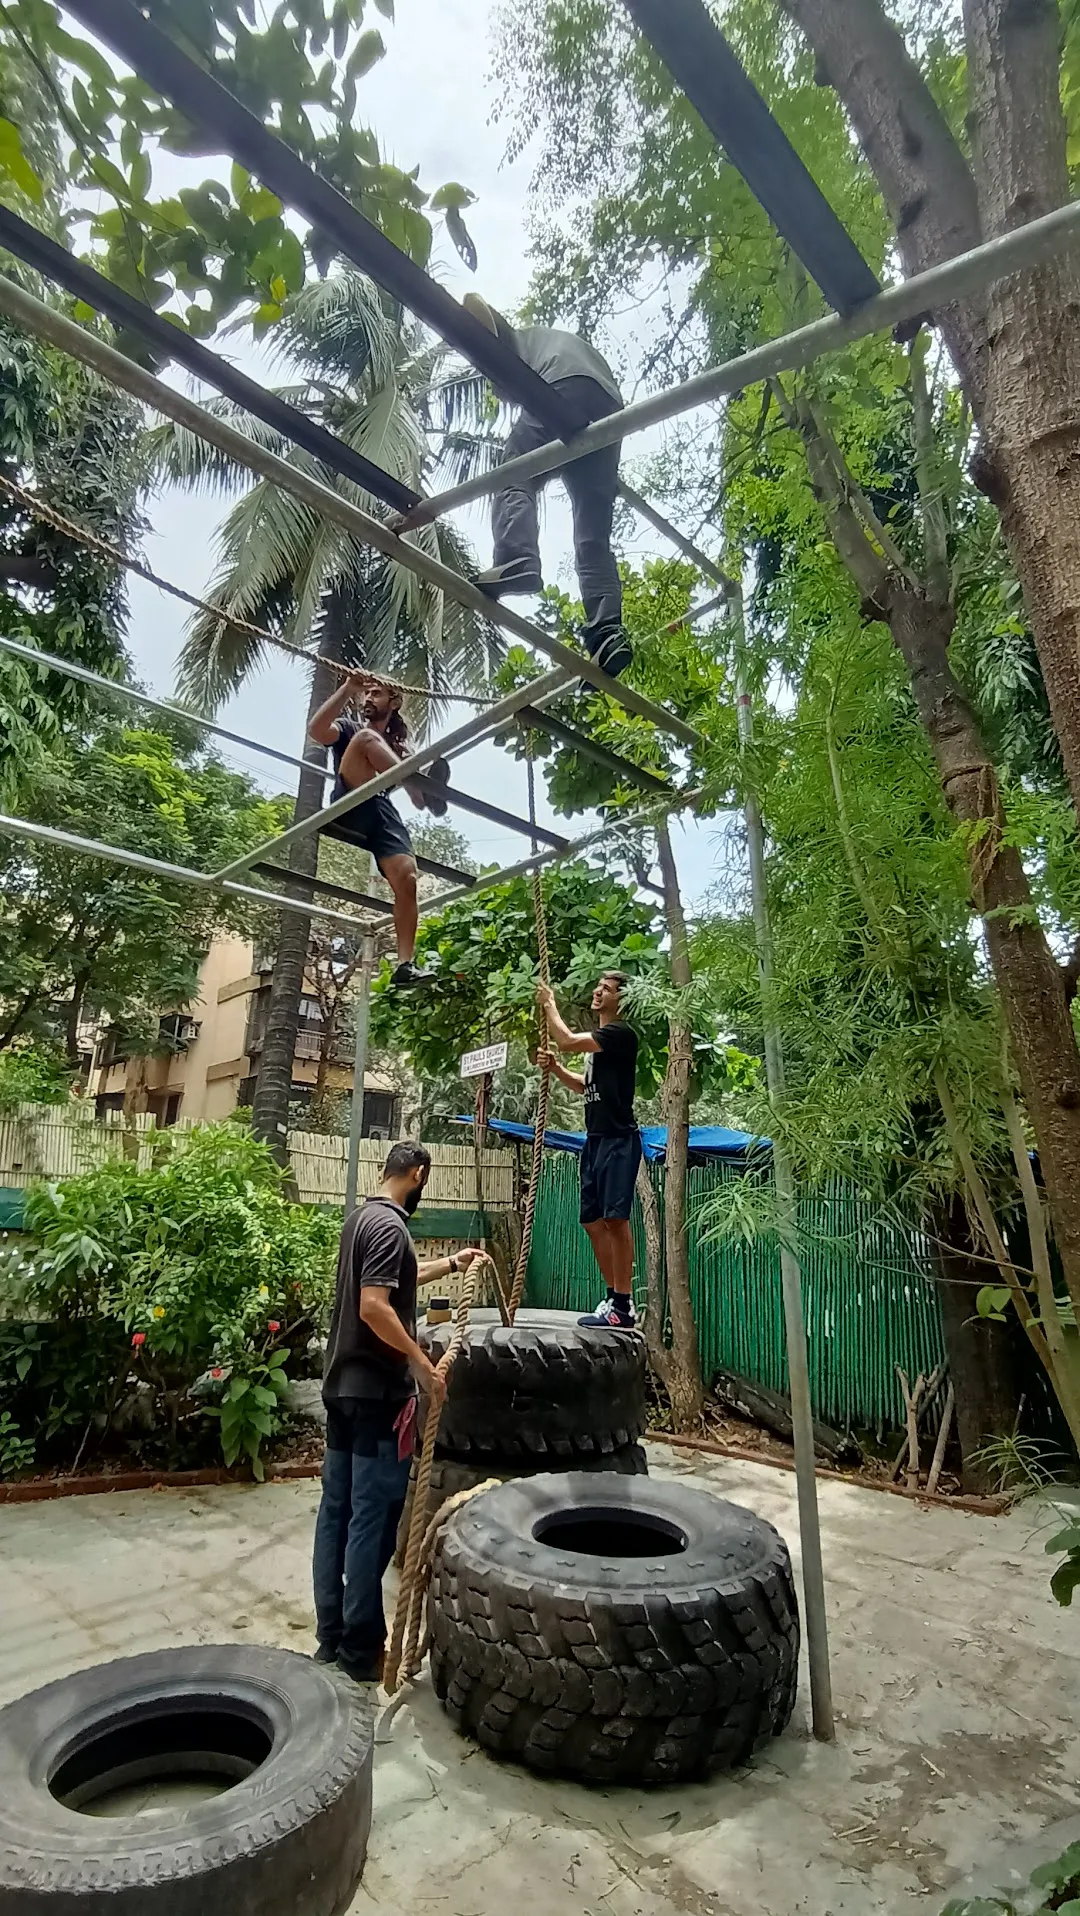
[0,1,478,343]
[0,1409,35,1477]
[1046,1519,1080,1608]
[1,1123,338,1474]
[370,857,665,1089]
[0,316,147,797]
[940,1840,1080,1913]
[0,718,289,1058]
[0,1040,71,1113]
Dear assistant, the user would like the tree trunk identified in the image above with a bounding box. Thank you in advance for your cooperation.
[885,581,1080,1329]
[656,820,704,1430]
[781,0,1080,817]
[636,1153,669,1384]
[121,1052,149,1162]
[250,635,343,1167]
[930,1194,1021,1492]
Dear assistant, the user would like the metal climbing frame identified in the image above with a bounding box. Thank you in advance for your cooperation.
[7,1,1080,1750]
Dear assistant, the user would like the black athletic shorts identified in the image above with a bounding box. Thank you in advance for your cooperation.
[579,1131,643,1224]
[323,792,413,867]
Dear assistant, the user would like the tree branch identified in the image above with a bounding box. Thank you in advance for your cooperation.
[778,0,988,414]
[909,334,951,603]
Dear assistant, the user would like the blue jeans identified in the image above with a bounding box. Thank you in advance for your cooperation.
[312,1409,412,1671]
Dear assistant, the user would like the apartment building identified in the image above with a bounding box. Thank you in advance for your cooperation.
[88,933,400,1134]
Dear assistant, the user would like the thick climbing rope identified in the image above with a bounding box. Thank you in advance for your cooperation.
[0,472,489,706]
[383,1250,489,1694]
[506,738,551,1323]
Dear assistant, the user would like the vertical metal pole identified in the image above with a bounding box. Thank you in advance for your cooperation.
[344,936,378,1215]
[731,582,835,1743]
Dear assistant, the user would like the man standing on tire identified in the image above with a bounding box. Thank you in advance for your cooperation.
[538,973,641,1329]
[313,1142,480,1682]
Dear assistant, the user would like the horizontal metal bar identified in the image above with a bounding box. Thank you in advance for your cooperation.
[0,631,312,776]
[412,772,569,847]
[0,208,420,516]
[417,793,696,918]
[0,814,377,931]
[253,862,393,913]
[395,197,1080,526]
[69,0,584,446]
[516,706,671,795]
[0,275,701,759]
[215,666,576,878]
[620,0,879,315]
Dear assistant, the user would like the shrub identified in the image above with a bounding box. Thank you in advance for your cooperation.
[0,1123,339,1477]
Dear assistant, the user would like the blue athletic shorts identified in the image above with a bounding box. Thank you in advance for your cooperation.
[579,1132,643,1224]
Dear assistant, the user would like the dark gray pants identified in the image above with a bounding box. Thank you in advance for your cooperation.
[491,374,622,646]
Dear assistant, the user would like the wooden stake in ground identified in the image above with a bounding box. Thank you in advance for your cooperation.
[926,1383,956,1496]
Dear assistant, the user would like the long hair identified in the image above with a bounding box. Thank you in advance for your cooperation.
[357,690,409,759]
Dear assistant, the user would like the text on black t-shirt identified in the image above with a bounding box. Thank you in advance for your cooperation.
[583,1021,638,1136]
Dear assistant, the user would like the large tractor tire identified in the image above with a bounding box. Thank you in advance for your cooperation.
[429,1474,799,1786]
[419,1309,647,1462]
[0,1646,372,1913]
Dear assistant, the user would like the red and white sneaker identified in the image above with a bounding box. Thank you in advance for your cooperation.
[577,1295,636,1329]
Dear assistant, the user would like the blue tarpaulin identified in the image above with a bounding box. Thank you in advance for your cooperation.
[455,1117,765,1161]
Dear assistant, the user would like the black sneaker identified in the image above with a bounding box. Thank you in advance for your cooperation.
[476,558,543,599]
[581,624,632,689]
[336,1652,383,1685]
[390,960,437,989]
[313,1642,338,1665]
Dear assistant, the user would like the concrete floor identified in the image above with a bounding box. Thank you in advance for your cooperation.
[0,1447,1077,1915]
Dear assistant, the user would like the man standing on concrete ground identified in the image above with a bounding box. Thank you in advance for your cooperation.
[313,1142,480,1682]
[538,973,642,1329]
[462,293,632,681]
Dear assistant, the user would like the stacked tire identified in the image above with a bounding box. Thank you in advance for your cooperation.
[398,1310,649,1553]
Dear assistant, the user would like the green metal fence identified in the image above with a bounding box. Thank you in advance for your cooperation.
[525,1153,944,1432]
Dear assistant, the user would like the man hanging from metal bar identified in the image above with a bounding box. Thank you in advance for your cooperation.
[462,295,632,682]
[308,672,449,989]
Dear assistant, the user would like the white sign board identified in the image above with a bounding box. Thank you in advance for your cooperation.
[459,1041,509,1079]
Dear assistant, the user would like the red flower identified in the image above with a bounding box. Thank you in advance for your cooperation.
[131,1332,146,1348]
[267,1320,281,1334]
[210,1367,224,1380]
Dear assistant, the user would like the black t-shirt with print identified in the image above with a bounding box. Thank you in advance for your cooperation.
[583,1021,638,1137]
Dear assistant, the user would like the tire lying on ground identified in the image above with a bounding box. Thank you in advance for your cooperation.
[419,1309,647,1461]
[429,1474,799,1785]
[0,1645,372,1914]
[394,1442,648,1567]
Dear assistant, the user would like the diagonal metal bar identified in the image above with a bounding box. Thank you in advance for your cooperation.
[391,197,1080,527]
[414,854,476,888]
[412,773,568,848]
[0,209,420,517]
[0,274,701,759]
[252,863,393,914]
[214,666,576,880]
[618,485,737,593]
[0,631,312,777]
[619,0,879,315]
[514,707,671,796]
[66,0,585,445]
[0,815,377,931]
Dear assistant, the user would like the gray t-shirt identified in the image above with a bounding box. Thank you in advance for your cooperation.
[513,327,622,407]
[322,1195,417,1404]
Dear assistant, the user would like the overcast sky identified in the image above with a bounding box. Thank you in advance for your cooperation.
[122,0,725,906]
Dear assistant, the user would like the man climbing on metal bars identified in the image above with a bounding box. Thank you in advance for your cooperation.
[538,971,642,1329]
[462,295,632,683]
[308,671,450,989]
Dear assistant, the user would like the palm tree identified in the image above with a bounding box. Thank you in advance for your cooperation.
[152,271,500,1162]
